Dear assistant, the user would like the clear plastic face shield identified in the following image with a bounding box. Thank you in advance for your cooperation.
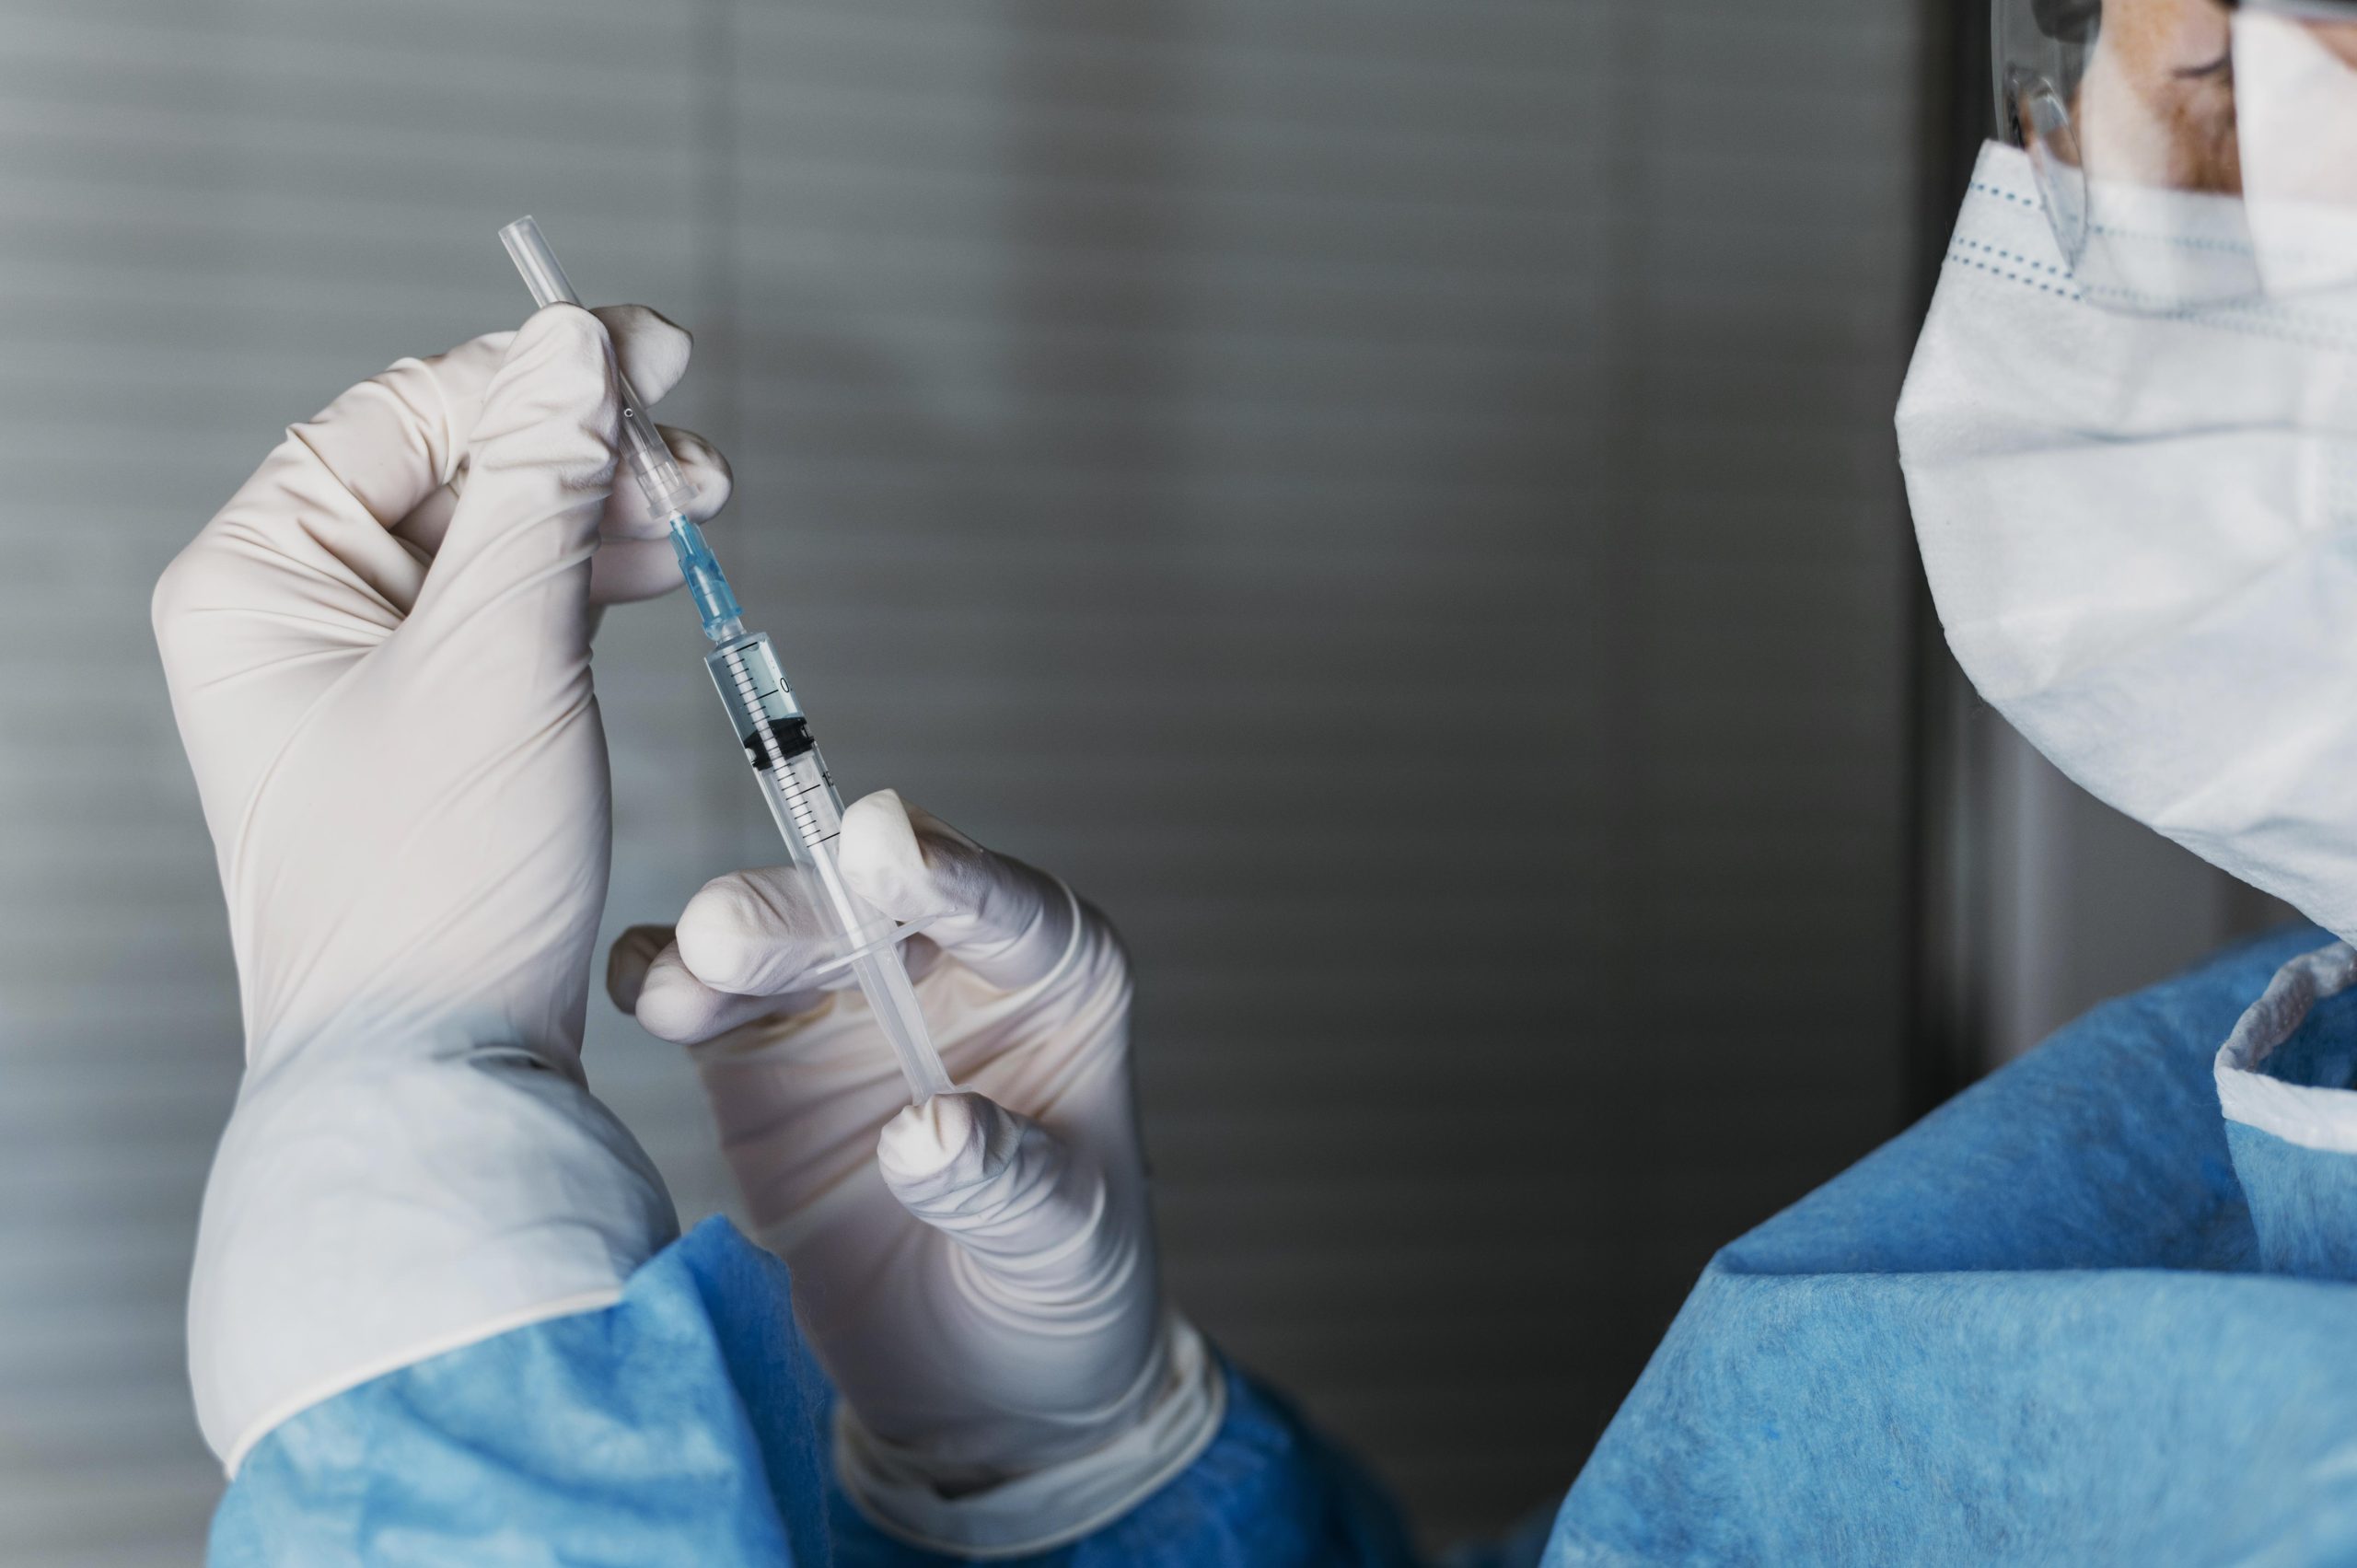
[1998,0,2357,308]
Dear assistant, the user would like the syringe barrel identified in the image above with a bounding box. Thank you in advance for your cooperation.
[705,633,844,861]
[705,633,953,1100]
[499,214,697,514]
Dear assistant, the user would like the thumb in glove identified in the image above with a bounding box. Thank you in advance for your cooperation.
[878,1093,1141,1342]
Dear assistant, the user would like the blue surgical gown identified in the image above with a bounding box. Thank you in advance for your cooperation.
[210,1214,1421,1566]
[217,926,2354,1564]
[1548,923,2357,1565]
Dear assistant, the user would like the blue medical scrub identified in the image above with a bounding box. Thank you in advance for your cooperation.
[210,1213,1420,1567]
[1549,923,2357,1565]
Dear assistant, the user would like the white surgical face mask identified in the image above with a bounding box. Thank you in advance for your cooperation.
[1898,140,2357,942]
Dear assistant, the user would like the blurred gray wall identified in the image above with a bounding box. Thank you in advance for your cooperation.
[1922,706,2301,1070]
[0,1,1925,1559]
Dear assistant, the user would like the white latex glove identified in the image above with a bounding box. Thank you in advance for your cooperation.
[608,792,1224,1558]
[155,304,731,1470]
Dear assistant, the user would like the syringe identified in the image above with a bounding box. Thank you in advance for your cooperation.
[499,215,953,1104]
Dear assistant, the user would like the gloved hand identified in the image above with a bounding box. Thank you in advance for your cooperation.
[608,792,1225,1557]
[154,304,729,1470]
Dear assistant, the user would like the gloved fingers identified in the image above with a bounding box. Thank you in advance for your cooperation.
[389,425,730,606]
[156,306,711,682]
[879,1093,1135,1300]
[212,332,508,552]
[391,302,708,573]
[607,923,825,1046]
[586,538,692,606]
[401,423,729,549]
[598,425,734,541]
[669,864,873,1001]
[572,306,719,558]
[839,791,1078,993]
[583,439,744,597]
[593,303,693,407]
[400,305,615,643]
[605,923,672,1016]
[211,303,686,564]
[156,338,507,668]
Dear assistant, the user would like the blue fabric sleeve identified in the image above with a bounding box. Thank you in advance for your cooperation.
[2227,1118,2357,1281]
[2222,975,2357,1281]
[1548,923,2357,1567]
[210,1215,1420,1568]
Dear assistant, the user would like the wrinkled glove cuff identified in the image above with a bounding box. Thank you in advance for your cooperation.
[833,1313,1227,1560]
[190,1039,678,1473]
